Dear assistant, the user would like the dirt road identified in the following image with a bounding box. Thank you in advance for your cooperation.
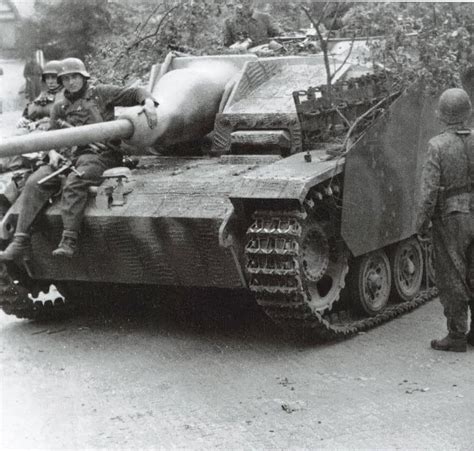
[1,294,473,450]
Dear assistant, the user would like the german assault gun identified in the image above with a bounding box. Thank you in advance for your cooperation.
[0,52,441,341]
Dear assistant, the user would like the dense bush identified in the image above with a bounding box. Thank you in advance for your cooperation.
[16,1,473,92]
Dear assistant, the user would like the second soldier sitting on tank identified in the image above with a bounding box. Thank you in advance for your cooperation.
[0,61,64,174]
[17,60,64,132]
[0,57,158,261]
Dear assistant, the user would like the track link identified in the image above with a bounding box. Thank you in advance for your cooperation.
[0,263,74,320]
[245,210,437,341]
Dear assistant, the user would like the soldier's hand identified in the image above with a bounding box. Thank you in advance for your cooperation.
[17,117,31,129]
[36,118,51,131]
[48,150,64,170]
[141,98,158,129]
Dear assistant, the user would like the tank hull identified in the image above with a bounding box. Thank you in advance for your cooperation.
[0,54,441,341]
[5,156,279,288]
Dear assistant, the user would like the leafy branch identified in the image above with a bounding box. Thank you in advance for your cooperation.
[126,5,179,51]
[331,93,400,160]
[301,3,356,103]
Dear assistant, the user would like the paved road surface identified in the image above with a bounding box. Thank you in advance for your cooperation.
[1,294,473,450]
[0,57,473,450]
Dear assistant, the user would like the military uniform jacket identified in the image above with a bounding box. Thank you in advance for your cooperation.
[50,83,153,128]
[23,86,64,121]
[223,10,282,47]
[417,126,474,230]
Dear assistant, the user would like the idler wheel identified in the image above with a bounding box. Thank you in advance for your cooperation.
[389,237,423,301]
[300,221,348,312]
[350,249,391,316]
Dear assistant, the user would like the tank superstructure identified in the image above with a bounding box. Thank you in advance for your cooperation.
[0,53,439,340]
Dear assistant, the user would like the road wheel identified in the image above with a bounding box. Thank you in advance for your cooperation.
[300,220,349,312]
[389,237,424,302]
[350,249,391,316]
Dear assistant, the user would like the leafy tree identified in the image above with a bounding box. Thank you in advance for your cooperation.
[339,2,473,93]
[16,0,472,95]
[16,0,110,60]
[87,0,232,84]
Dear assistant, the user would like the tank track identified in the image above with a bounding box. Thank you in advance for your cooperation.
[245,210,437,341]
[0,263,73,320]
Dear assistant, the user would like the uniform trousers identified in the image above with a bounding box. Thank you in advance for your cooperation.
[432,212,474,337]
[16,152,120,234]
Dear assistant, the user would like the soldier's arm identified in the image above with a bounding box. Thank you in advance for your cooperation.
[49,103,65,130]
[97,85,157,109]
[416,143,441,233]
[97,85,158,129]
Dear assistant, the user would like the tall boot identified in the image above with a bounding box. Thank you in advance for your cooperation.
[52,230,78,258]
[0,233,31,261]
[431,333,467,352]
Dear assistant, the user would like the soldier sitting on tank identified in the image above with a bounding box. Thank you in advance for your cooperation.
[416,88,474,352]
[223,0,283,50]
[0,60,64,174]
[18,60,64,132]
[0,57,158,261]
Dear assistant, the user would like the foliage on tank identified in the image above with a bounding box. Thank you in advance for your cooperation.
[293,72,401,154]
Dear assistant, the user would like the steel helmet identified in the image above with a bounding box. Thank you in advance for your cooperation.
[41,60,62,80]
[58,57,90,79]
[437,88,472,125]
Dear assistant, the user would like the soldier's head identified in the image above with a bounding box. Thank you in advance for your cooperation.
[235,0,254,18]
[58,57,90,94]
[437,88,472,125]
[41,60,62,90]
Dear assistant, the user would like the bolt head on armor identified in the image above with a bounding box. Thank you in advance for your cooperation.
[437,88,472,125]
[41,60,63,80]
[58,57,90,80]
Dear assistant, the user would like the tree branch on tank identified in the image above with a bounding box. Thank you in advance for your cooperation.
[301,3,355,103]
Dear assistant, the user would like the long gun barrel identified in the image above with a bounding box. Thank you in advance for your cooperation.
[0,56,252,159]
[0,119,134,158]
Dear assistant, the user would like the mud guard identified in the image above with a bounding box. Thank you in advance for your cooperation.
[229,150,343,205]
[341,86,440,257]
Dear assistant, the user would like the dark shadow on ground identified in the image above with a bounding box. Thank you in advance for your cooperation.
[2,286,298,346]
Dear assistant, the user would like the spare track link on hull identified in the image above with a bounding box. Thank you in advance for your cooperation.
[0,263,71,320]
[245,210,438,341]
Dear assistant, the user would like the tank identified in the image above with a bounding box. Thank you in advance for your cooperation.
[0,53,440,341]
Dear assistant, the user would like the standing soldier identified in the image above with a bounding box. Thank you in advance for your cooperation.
[0,57,158,261]
[23,53,43,102]
[417,88,474,352]
[223,0,283,49]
